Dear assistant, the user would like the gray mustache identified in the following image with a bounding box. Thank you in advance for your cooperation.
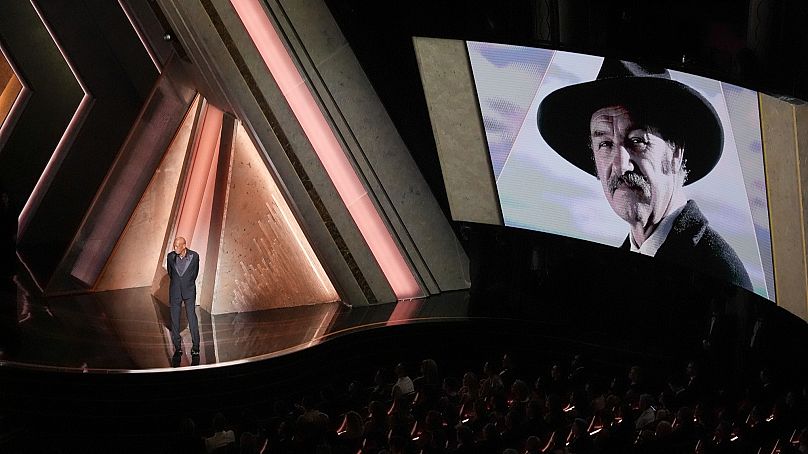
[608,172,650,196]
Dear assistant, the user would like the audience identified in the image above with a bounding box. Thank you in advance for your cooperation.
[158,355,806,454]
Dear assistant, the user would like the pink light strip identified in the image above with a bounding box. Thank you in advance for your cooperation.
[230,0,421,300]
[117,0,162,73]
[0,41,32,154]
[175,101,223,244]
[19,0,94,236]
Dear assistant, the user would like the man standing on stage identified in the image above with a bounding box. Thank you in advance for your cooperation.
[168,236,200,359]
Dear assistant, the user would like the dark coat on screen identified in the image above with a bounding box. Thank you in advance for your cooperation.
[620,200,753,292]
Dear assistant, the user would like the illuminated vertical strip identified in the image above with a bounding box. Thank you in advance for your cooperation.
[0,42,31,152]
[19,0,95,236]
[117,0,162,73]
[175,102,223,243]
[230,0,421,300]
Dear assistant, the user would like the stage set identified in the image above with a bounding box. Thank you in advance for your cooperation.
[1,0,808,373]
[2,1,808,452]
[0,0,472,373]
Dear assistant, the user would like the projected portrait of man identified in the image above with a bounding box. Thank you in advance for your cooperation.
[537,59,752,291]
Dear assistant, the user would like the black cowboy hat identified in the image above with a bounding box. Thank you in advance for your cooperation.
[537,59,723,185]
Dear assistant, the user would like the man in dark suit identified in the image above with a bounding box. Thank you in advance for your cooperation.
[168,236,200,359]
[537,59,752,291]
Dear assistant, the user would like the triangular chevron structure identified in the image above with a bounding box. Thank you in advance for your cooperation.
[97,97,338,314]
[95,96,200,292]
[210,123,338,314]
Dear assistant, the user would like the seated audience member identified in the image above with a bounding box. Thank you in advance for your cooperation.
[205,413,236,453]
[568,354,589,389]
[388,435,406,454]
[626,366,646,404]
[452,424,475,454]
[500,354,516,389]
[459,372,480,404]
[476,423,502,454]
[346,380,368,410]
[334,411,364,454]
[414,359,441,413]
[418,410,448,453]
[392,363,415,400]
[669,406,698,444]
[370,368,393,403]
[239,432,259,454]
[684,361,704,401]
[317,385,339,422]
[566,418,594,454]
[438,376,461,430]
[510,379,530,407]
[635,394,656,430]
[464,398,489,435]
[544,394,567,433]
[170,417,206,454]
[295,396,330,451]
[480,361,506,411]
[414,359,440,390]
[524,399,550,440]
[546,364,569,399]
[363,400,390,451]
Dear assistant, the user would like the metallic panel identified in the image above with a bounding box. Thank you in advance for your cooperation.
[62,59,196,289]
[95,97,200,291]
[413,37,503,226]
[760,94,808,322]
[210,123,338,314]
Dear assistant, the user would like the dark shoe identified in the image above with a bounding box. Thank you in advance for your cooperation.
[190,348,200,357]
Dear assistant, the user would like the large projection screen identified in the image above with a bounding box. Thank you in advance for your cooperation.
[463,42,774,301]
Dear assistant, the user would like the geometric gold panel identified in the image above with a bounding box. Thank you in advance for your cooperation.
[95,96,200,292]
[210,123,339,314]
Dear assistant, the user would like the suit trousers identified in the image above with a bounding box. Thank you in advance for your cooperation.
[170,296,200,351]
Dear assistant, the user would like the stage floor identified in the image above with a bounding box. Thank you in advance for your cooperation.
[0,277,470,371]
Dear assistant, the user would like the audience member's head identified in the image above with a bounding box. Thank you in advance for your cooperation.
[339,411,363,438]
[395,363,408,378]
[511,379,529,403]
[213,412,227,433]
[638,393,653,411]
[388,435,406,454]
[525,435,541,453]
[180,417,196,436]
[368,400,385,420]
[456,424,473,446]
[239,432,258,454]
[655,420,673,439]
[420,359,439,383]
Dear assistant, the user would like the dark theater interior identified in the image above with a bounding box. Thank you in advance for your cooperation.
[1,0,808,453]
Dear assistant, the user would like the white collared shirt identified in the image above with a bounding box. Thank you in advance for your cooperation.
[629,203,686,257]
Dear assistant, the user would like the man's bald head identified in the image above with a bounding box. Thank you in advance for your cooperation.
[173,236,187,256]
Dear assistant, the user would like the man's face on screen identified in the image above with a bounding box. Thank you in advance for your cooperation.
[589,105,683,226]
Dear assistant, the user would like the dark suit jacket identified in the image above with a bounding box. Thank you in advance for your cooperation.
[621,200,753,292]
[167,249,199,303]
